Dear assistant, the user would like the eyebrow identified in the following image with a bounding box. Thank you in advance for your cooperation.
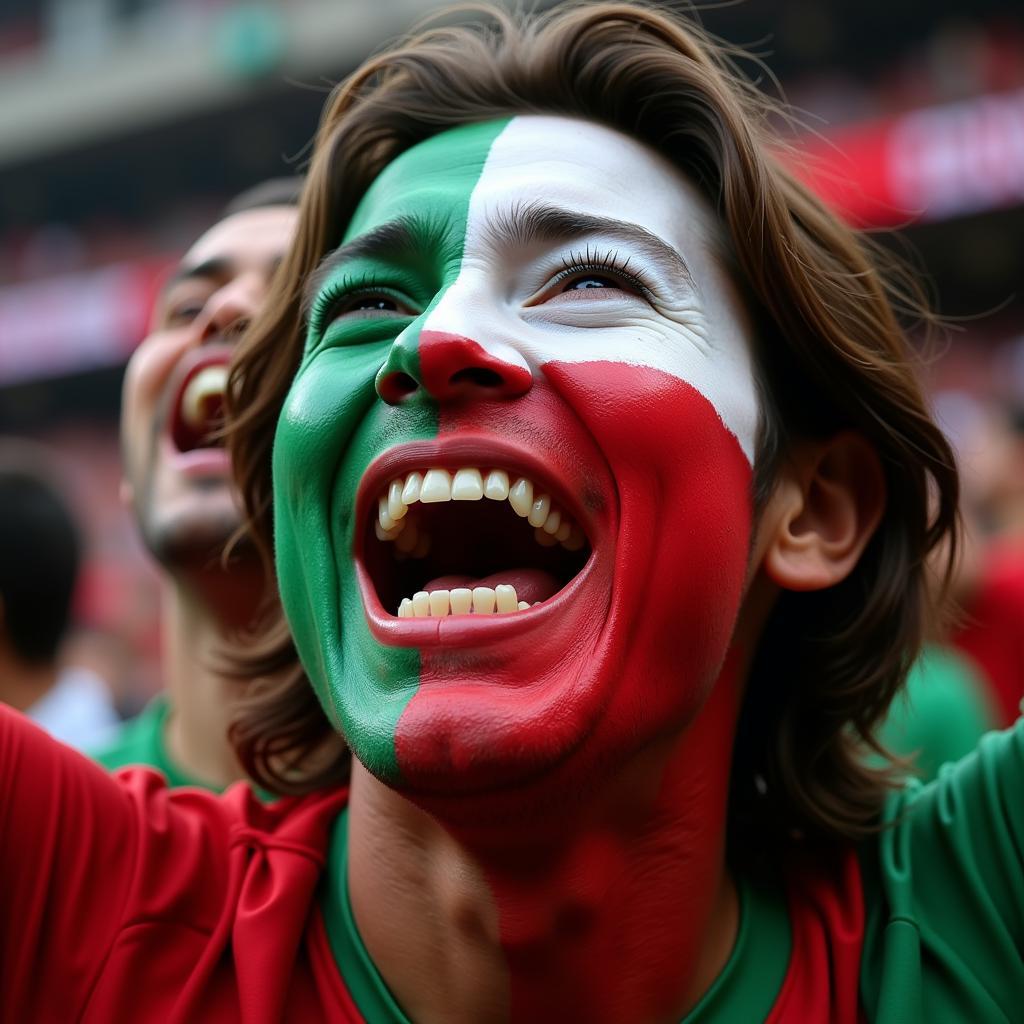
[162,256,234,293]
[483,201,696,288]
[160,253,285,299]
[301,200,696,321]
[301,219,420,321]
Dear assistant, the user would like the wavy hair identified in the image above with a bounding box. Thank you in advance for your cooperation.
[225,1,958,851]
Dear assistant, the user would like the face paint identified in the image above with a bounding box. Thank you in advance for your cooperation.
[274,116,759,796]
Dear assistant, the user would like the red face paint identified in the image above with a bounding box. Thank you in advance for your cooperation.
[391,357,754,1017]
[395,360,753,804]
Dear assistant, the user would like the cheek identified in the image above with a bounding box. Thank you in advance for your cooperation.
[128,332,191,404]
[544,359,753,687]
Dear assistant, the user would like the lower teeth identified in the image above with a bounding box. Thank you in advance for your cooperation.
[397,583,533,618]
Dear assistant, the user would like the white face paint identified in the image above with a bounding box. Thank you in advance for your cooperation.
[419,115,759,463]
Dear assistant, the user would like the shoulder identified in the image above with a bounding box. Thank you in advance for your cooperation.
[879,645,997,779]
[859,719,1024,1020]
[0,706,350,1017]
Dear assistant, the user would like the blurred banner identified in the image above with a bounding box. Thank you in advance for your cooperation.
[0,259,168,385]
[793,87,1024,227]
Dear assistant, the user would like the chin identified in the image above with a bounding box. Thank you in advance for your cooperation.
[145,506,247,568]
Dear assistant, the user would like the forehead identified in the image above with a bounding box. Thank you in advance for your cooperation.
[347,115,719,253]
[182,205,298,271]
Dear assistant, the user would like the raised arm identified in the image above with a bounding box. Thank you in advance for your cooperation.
[0,704,139,1019]
[860,717,1024,1021]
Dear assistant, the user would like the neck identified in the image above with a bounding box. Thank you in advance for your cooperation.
[161,561,264,788]
[346,664,743,1024]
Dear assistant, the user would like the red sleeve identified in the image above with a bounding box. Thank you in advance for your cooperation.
[0,704,141,1020]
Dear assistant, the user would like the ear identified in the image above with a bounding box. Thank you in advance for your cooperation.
[759,432,886,592]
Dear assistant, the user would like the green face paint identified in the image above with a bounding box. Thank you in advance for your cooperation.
[273,119,510,781]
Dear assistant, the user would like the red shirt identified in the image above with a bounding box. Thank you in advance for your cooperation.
[1,708,359,1023]
[1,705,875,1022]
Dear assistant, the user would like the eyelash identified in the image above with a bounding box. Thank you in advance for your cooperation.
[549,247,653,299]
[310,272,406,330]
[310,246,653,332]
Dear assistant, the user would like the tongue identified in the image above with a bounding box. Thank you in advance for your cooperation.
[422,568,561,605]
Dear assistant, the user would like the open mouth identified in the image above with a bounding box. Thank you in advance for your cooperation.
[361,465,592,619]
[171,361,228,453]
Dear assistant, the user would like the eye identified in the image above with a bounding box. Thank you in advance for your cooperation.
[560,272,632,294]
[530,248,653,307]
[162,295,210,327]
[341,295,403,314]
[314,279,419,331]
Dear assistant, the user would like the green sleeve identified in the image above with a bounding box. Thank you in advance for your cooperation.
[860,720,1024,1023]
[877,646,998,782]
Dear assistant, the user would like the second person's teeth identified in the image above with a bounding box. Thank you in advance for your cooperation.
[181,365,227,428]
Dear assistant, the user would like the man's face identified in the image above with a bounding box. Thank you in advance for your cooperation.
[122,205,297,568]
[275,117,759,799]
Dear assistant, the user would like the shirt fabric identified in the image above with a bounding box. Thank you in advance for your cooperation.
[877,645,998,782]
[1,705,1021,1022]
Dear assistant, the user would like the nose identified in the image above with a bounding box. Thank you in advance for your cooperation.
[376,330,532,405]
[198,272,264,343]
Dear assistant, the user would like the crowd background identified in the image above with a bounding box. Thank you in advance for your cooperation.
[0,0,1022,722]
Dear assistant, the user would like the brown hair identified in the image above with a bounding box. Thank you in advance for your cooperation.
[226,1,958,850]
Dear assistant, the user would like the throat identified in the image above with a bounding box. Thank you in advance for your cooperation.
[345,717,740,1024]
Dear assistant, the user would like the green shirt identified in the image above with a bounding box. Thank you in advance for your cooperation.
[877,645,998,782]
[90,695,210,790]
[320,720,1024,1022]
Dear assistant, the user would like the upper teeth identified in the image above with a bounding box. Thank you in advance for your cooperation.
[374,466,586,553]
[181,365,227,429]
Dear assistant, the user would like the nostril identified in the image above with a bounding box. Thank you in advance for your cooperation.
[450,367,503,389]
[379,371,419,404]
